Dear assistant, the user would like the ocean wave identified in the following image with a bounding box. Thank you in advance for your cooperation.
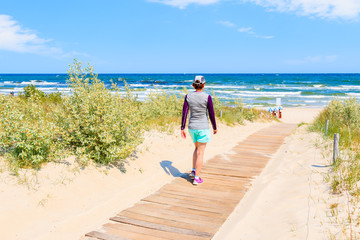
[347,92,360,97]
[232,91,301,98]
[22,80,60,85]
[340,85,360,90]
[205,85,247,89]
[313,84,325,88]
[301,91,347,96]
[212,90,237,94]
[159,85,187,88]
[1,80,61,86]
[129,84,152,87]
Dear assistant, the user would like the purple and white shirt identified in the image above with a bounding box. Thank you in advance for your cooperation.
[181,91,217,130]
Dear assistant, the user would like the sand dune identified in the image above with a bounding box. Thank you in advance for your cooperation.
[0,108,328,240]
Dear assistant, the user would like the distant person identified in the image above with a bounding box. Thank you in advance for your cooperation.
[10,91,14,96]
[181,75,217,185]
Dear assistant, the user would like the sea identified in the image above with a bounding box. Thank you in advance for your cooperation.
[1,74,360,108]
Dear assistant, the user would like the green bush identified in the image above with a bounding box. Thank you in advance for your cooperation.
[310,97,360,148]
[61,60,143,164]
[19,84,63,104]
[310,97,360,239]
[0,95,63,170]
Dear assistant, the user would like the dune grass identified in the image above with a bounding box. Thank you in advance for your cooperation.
[0,60,270,171]
[309,97,360,239]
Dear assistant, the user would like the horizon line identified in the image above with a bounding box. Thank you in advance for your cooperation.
[1,72,360,75]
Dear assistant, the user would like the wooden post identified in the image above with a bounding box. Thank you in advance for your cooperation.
[325,120,329,136]
[333,133,339,164]
[220,110,223,118]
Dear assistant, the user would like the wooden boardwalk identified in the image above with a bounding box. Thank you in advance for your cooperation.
[85,123,297,240]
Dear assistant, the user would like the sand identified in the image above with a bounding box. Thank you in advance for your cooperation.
[0,107,328,240]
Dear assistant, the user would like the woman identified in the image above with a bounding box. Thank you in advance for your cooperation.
[181,75,217,185]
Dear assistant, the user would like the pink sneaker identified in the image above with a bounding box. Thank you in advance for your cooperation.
[193,177,203,185]
[189,170,195,179]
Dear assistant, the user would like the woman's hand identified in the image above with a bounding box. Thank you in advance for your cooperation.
[181,130,186,139]
[213,129,218,134]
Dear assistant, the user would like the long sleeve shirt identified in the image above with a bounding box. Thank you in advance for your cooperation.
[181,91,217,130]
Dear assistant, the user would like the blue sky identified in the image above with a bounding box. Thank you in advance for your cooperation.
[0,0,360,73]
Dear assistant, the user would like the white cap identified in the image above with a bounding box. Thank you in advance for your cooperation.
[193,75,205,84]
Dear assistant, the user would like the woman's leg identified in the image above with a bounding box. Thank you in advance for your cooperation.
[192,142,198,169]
[194,142,207,176]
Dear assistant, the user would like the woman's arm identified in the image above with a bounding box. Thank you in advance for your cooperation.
[207,95,217,132]
[181,95,189,130]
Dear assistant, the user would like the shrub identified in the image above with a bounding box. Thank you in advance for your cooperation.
[310,97,360,148]
[0,95,63,170]
[141,90,183,129]
[310,98,360,239]
[19,84,63,104]
[60,60,143,164]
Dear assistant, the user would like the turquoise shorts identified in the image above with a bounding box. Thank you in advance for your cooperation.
[189,129,211,143]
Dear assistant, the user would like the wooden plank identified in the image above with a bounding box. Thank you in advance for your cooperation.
[201,166,260,178]
[223,154,269,162]
[104,222,209,240]
[119,210,218,234]
[165,180,247,197]
[206,159,267,169]
[232,147,274,154]
[174,175,249,188]
[85,231,130,240]
[210,156,268,164]
[245,136,284,141]
[158,188,240,204]
[161,183,245,202]
[125,202,226,223]
[172,177,247,191]
[204,162,264,172]
[243,136,284,142]
[148,192,236,209]
[110,216,213,238]
[250,134,285,139]
[91,227,164,240]
[141,193,235,214]
[229,150,271,158]
[235,144,278,151]
[232,147,276,154]
[165,177,246,193]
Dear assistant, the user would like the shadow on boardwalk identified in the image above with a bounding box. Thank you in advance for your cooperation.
[160,160,192,183]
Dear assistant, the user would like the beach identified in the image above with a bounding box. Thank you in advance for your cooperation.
[2,0,360,238]
[0,107,328,240]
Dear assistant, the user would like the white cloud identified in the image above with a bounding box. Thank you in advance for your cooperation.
[217,20,236,27]
[217,22,274,38]
[237,27,254,33]
[149,0,360,19]
[248,0,360,19]
[148,0,220,9]
[325,55,338,62]
[259,35,274,39]
[0,14,85,58]
[237,26,274,38]
[286,55,338,65]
